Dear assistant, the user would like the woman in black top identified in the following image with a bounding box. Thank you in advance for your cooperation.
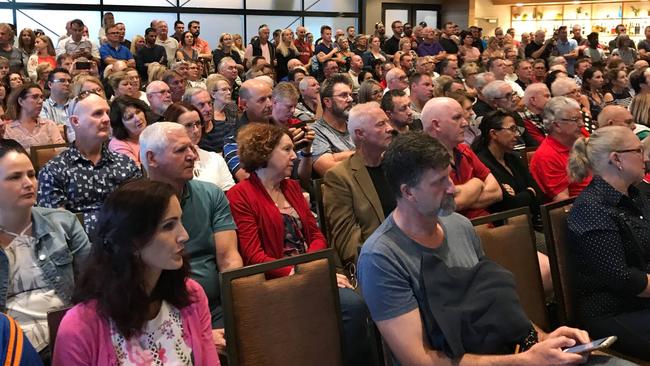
[567,126,650,361]
[212,33,243,70]
[274,29,300,82]
[473,111,543,217]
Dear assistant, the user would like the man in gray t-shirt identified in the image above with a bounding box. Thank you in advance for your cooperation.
[358,131,631,366]
[312,73,356,176]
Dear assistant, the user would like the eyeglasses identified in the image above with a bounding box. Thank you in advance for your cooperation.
[557,116,583,124]
[51,78,71,84]
[332,92,353,100]
[68,90,102,115]
[494,92,517,100]
[182,121,202,130]
[495,125,520,134]
[149,89,171,95]
[24,94,44,101]
[615,147,644,155]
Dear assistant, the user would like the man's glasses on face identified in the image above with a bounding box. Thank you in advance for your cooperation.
[52,78,71,84]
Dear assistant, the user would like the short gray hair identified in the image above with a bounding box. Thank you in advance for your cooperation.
[182,87,208,104]
[347,102,381,143]
[218,57,236,73]
[523,83,549,106]
[542,96,580,131]
[474,72,496,91]
[482,80,510,102]
[139,122,186,172]
[550,78,577,97]
[298,76,316,92]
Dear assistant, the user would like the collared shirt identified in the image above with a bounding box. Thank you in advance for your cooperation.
[529,135,591,200]
[555,38,578,73]
[156,36,179,67]
[3,118,65,150]
[40,97,69,126]
[193,37,211,55]
[37,143,142,234]
[519,108,546,145]
[99,43,133,71]
[56,37,99,59]
[416,41,444,57]
[450,144,492,219]
[567,176,650,321]
[294,98,316,121]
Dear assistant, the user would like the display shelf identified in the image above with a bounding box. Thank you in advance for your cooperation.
[511,1,649,42]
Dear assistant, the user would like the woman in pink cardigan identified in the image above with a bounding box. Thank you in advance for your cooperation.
[226,123,374,366]
[52,179,219,366]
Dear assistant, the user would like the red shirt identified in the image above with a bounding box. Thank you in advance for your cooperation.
[226,173,327,278]
[294,39,313,65]
[450,144,492,219]
[529,135,591,201]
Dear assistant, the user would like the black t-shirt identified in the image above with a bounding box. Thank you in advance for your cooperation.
[382,36,400,56]
[366,164,396,216]
[525,42,552,61]
[440,37,459,54]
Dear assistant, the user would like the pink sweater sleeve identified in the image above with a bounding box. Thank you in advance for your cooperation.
[52,302,109,366]
[184,279,220,365]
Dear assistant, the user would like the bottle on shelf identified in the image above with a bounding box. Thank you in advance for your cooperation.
[635,23,640,35]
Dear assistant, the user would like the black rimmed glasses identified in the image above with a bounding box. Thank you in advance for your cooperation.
[495,125,520,134]
[615,147,644,156]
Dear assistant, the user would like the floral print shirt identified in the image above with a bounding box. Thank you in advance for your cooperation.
[111,301,193,366]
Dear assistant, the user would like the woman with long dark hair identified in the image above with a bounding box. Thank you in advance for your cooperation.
[582,67,613,121]
[53,179,219,366]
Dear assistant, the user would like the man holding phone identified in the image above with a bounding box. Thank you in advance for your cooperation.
[56,19,99,60]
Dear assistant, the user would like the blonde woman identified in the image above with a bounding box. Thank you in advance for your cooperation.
[213,33,243,69]
[130,35,145,55]
[630,94,650,139]
[275,28,300,81]
[27,35,56,82]
[231,34,246,62]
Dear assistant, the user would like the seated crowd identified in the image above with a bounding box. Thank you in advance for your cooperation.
[1,13,650,366]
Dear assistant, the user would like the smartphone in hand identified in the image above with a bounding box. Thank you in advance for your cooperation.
[563,336,617,354]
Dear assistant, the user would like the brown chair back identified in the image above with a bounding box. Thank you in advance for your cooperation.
[311,178,330,242]
[47,307,71,354]
[540,198,576,325]
[220,249,343,366]
[472,207,550,330]
[29,143,68,173]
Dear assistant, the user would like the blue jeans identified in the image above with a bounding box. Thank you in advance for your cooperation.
[339,288,376,366]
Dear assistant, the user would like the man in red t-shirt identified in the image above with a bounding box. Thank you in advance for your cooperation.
[294,26,313,66]
[422,97,502,219]
[530,96,591,201]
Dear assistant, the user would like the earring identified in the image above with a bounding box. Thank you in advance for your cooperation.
[617,165,623,171]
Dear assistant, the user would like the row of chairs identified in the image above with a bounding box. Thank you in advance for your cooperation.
[46,199,649,365]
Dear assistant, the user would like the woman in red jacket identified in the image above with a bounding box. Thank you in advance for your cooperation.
[226,123,375,366]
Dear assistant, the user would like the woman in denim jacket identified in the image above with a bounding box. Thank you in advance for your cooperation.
[0,138,90,361]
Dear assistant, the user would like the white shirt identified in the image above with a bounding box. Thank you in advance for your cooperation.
[194,147,235,191]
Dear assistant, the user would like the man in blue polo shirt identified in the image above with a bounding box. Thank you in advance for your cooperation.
[555,26,578,74]
[99,24,135,74]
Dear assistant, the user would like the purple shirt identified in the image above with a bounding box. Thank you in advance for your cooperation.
[416,41,444,57]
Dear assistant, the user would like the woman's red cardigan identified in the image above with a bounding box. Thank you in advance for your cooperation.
[226,173,327,278]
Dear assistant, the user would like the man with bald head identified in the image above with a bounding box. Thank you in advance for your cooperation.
[324,102,395,267]
[294,26,312,65]
[348,54,363,94]
[146,80,173,122]
[155,20,178,67]
[37,92,142,233]
[521,83,552,144]
[224,78,273,181]
[422,97,502,218]
[597,104,636,131]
